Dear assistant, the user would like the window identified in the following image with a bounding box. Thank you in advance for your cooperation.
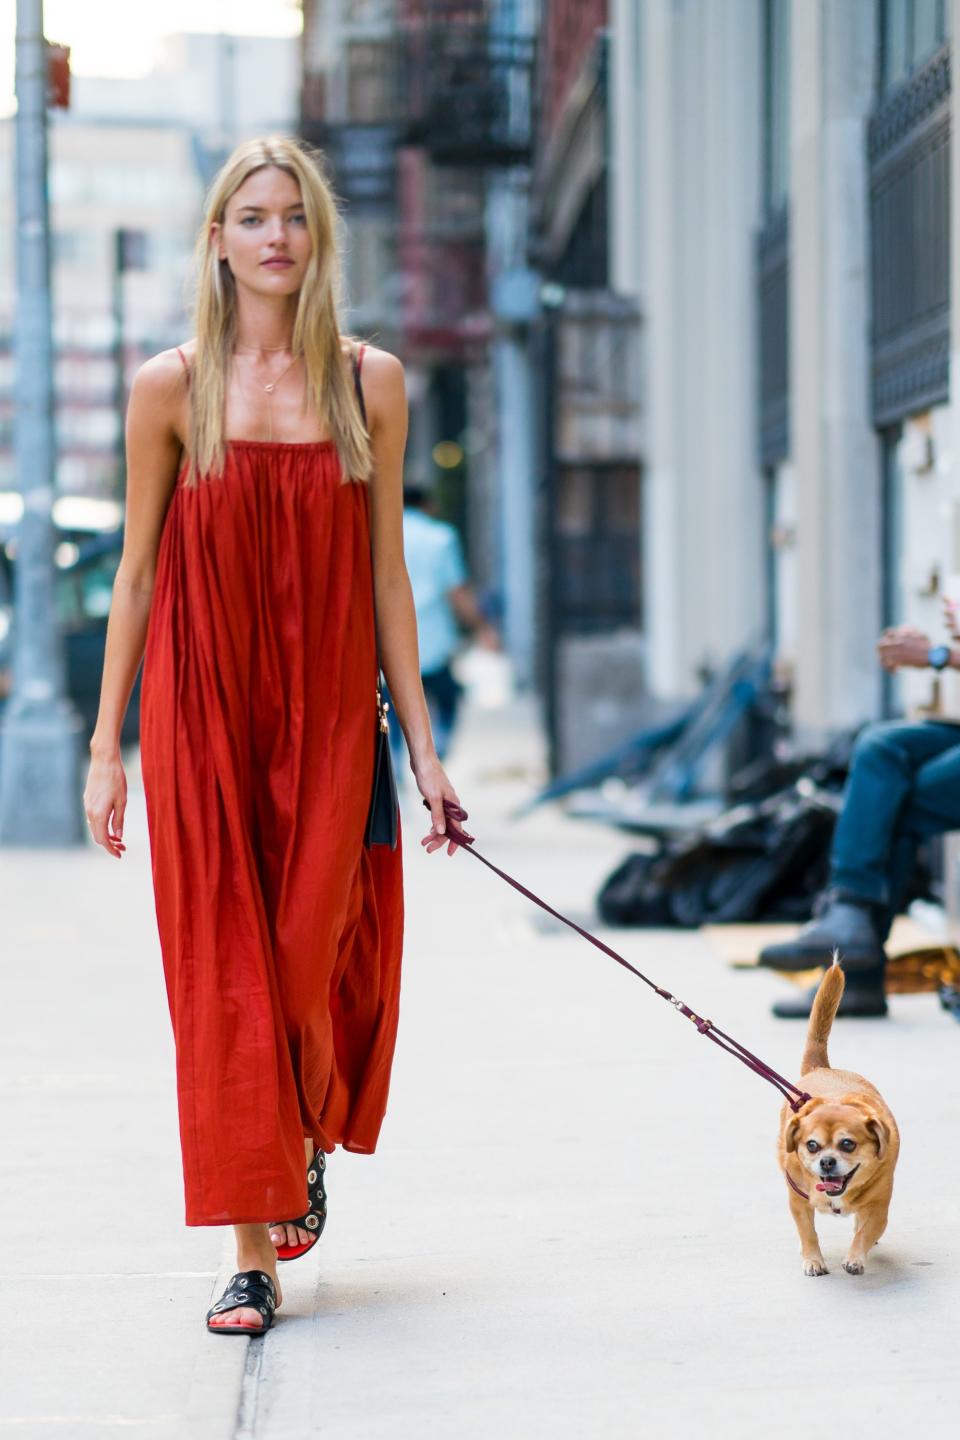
[763,0,790,214]
[347,41,398,123]
[880,0,950,93]
[554,464,641,634]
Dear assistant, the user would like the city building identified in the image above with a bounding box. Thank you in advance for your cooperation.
[0,30,298,509]
[301,0,534,664]
[622,0,960,751]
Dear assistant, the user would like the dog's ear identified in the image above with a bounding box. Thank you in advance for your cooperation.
[785,1097,822,1152]
[864,1114,889,1159]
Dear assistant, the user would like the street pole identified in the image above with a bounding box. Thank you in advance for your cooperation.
[112,231,126,499]
[0,0,84,846]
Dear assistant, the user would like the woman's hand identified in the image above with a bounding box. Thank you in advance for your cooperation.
[83,752,128,858]
[413,753,463,856]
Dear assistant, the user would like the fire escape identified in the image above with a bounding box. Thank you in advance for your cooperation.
[399,0,536,360]
[300,1,535,362]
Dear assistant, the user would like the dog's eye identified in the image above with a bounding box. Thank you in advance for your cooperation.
[839,1138,856,1152]
[806,1140,820,1153]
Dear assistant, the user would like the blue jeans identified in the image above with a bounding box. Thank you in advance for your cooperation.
[831,720,960,938]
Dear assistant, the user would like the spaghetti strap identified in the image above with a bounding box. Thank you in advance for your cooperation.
[175,345,190,387]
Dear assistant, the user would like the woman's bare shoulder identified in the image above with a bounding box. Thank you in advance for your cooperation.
[133,343,193,397]
[126,344,193,449]
[351,342,405,415]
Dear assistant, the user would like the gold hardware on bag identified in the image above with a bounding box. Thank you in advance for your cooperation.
[376,682,390,733]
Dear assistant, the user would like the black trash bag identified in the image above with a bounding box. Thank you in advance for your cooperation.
[662,790,836,927]
[597,850,674,927]
[596,783,838,928]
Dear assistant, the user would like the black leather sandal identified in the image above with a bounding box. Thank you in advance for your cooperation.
[269,1150,328,1262]
[206,1270,277,1336]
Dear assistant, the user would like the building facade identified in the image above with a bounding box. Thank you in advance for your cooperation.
[300,0,535,658]
[0,31,298,509]
[618,0,960,753]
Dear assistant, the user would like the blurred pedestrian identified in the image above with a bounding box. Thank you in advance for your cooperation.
[760,618,960,1020]
[386,483,499,771]
[81,135,462,1336]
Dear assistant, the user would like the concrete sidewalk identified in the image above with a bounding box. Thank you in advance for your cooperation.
[2,696,959,1437]
[0,743,246,1439]
[247,699,960,1437]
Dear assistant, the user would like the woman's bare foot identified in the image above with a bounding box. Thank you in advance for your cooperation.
[268,1137,315,1252]
[207,1224,282,1331]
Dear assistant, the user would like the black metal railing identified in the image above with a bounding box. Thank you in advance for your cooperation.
[868,44,951,426]
[406,6,535,166]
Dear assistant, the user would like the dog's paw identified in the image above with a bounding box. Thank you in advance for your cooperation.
[803,1258,829,1277]
[842,1258,865,1275]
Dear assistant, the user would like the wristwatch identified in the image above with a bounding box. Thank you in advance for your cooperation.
[928,644,951,671]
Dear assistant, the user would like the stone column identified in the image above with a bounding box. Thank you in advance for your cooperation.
[950,0,960,509]
[639,0,763,700]
[639,0,685,697]
[696,0,764,667]
[789,0,880,739]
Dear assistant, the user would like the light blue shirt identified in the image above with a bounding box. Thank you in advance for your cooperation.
[403,508,468,673]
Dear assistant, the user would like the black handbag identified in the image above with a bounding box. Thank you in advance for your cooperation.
[365,676,399,849]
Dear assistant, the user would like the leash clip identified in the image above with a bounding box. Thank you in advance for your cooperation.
[787,1090,814,1113]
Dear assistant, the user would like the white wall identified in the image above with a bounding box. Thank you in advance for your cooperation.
[637,0,764,700]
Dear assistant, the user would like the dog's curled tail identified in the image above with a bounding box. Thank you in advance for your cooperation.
[801,954,845,1074]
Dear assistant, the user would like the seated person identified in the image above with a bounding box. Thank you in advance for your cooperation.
[761,617,960,1019]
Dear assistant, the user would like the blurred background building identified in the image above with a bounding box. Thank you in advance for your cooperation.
[0,30,297,503]
[3,0,960,782]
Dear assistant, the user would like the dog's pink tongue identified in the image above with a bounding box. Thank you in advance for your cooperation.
[816,1180,843,1193]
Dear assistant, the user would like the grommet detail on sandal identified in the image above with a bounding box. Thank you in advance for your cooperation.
[268,1150,329,1262]
[205,1270,277,1336]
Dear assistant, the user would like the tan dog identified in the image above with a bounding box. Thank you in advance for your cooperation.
[778,959,899,1276]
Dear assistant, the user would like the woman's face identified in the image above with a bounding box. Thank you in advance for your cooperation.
[212,166,313,294]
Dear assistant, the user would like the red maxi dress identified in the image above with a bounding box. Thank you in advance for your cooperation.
[140,350,403,1226]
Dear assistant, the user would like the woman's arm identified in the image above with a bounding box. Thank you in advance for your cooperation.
[83,352,184,855]
[361,346,462,852]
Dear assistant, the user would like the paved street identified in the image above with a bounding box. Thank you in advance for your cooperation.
[2,696,959,1438]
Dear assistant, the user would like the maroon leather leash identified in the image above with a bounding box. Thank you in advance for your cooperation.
[785,1171,810,1200]
[429,799,813,1113]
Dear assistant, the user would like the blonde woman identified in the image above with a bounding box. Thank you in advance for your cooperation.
[83,136,462,1334]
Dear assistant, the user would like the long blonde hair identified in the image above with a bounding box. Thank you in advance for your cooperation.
[180,135,372,488]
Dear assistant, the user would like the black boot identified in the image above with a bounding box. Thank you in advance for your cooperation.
[771,964,888,1020]
[757,898,885,973]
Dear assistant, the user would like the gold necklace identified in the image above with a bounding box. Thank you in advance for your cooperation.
[234,350,301,392]
[234,351,302,441]
[261,356,300,394]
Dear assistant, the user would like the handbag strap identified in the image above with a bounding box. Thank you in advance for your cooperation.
[353,342,387,720]
[352,342,367,426]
